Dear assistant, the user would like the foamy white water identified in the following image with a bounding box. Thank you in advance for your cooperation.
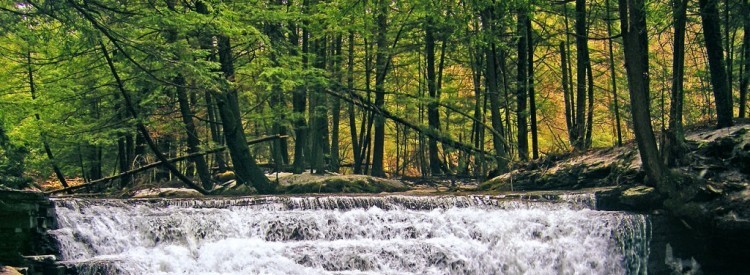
[49,195,649,274]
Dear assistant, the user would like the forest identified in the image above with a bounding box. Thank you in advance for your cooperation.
[0,0,746,194]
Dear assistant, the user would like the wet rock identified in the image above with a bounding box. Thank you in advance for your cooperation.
[210,180,257,196]
[0,266,22,275]
[132,188,204,198]
[280,174,409,194]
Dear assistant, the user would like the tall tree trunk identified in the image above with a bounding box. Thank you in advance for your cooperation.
[289,22,308,173]
[527,15,538,160]
[665,0,689,166]
[175,75,213,190]
[700,0,734,128]
[516,8,529,161]
[26,50,69,189]
[574,0,589,150]
[330,35,343,172]
[606,0,623,146]
[310,34,328,174]
[480,7,509,171]
[263,11,290,170]
[99,41,208,194]
[585,47,595,148]
[425,16,442,175]
[561,42,575,143]
[215,36,275,193]
[371,0,388,177]
[740,0,750,118]
[347,30,361,173]
[618,0,667,187]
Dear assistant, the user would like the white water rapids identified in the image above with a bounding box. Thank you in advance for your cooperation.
[49,195,650,274]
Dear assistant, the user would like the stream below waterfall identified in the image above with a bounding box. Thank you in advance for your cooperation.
[48,195,650,274]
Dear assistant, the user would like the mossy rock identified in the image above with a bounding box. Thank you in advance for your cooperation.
[279,174,409,194]
[132,188,204,198]
[210,180,258,196]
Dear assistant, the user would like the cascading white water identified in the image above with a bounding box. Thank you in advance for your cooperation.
[49,195,649,275]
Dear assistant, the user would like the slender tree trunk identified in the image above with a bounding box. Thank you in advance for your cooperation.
[347,30,361,173]
[289,23,308,173]
[100,41,208,194]
[330,35,343,172]
[740,0,750,118]
[516,8,529,161]
[527,16,538,159]
[371,0,388,177]
[619,0,667,187]
[585,47,595,148]
[606,0,623,146]
[665,0,689,166]
[310,34,328,174]
[700,0,734,128]
[561,42,575,143]
[480,7,509,171]
[26,50,69,189]
[425,16,442,175]
[175,75,213,190]
[574,0,589,150]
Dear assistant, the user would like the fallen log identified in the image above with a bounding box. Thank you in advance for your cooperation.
[47,135,288,194]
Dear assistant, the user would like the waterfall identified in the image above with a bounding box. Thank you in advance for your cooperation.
[49,195,649,274]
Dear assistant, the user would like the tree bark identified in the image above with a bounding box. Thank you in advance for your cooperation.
[99,41,208,195]
[574,0,589,150]
[516,8,529,161]
[665,0,689,166]
[347,30,361,173]
[699,0,734,128]
[561,42,575,143]
[175,75,213,190]
[371,0,389,177]
[606,0,623,146]
[528,15,538,160]
[330,35,343,172]
[215,36,276,193]
[740,0,750,118]
[26,50,69,190]
[425,16,442,175]
[480,7,509,171]
[618,0,667,187]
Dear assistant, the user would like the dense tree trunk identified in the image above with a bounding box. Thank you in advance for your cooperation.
[665,0,689,166]
[516,8,529,161]
[215,36,276,193]
[425,16,442,175]
[618,0,667,187]
[371,0,389,177]
[699,0,734,128]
